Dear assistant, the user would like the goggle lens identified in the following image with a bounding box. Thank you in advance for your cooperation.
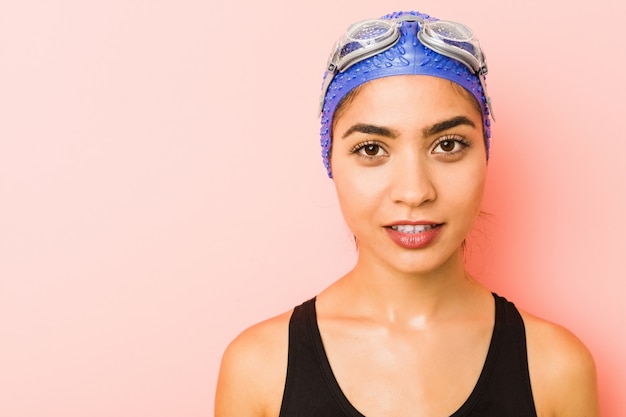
[427,21,472,42]
[347,20,394,43]
[335,20,397,71]
[425,21,476,56]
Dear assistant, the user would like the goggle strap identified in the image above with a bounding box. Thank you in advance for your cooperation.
[478,75,496,122]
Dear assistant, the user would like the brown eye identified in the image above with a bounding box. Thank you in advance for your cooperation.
[351,141,388,159]
[363,144,381,156]
[439,140,455,152]
[432,137,468,155]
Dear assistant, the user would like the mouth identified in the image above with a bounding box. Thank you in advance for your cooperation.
[388,224,441,234]
[384,223,444,249]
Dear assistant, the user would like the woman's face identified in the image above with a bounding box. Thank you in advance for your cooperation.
[331,75,487,275]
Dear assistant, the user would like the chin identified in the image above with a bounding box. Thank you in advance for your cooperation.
[371,245,465,277]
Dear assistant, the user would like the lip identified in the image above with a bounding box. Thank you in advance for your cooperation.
[386,220,438,226]
[384,222,443,249]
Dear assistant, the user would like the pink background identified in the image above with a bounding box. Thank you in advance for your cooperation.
[1,0,624,415]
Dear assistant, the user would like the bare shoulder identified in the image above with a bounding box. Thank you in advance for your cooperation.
[215,309,293,417]
[520,310,600,417]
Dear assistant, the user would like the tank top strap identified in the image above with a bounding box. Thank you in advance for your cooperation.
[452,293,538,417]
[279,297,356,417]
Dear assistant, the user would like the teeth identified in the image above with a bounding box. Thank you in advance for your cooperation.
[391,224,436,234]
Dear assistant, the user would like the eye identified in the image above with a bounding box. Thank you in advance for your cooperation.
[351,141,388,158]
[361,143,384,156]
[432,136,470,155]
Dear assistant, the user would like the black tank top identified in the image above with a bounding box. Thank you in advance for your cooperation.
[279,293,537,417]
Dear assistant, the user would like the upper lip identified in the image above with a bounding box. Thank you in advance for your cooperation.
[384,220,441,227]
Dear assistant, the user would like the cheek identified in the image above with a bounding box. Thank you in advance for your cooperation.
[444,165,486,219]
[333,181,361,233]
[333,175,369,216]
[332,169,386,228]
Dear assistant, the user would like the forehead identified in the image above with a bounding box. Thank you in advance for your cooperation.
[334,75,482,131]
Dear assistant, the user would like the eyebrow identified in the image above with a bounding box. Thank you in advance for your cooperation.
[341,123,399,139]
[422,116,477,137]
[341,116,477,140]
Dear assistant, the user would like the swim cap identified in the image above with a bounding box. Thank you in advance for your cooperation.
[319,10,492,178]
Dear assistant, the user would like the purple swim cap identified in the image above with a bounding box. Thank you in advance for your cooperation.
[319,10,492,178]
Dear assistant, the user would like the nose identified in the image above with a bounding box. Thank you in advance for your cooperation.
[389,153,436,207]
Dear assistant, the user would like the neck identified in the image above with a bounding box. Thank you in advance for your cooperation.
[328,248,483,325]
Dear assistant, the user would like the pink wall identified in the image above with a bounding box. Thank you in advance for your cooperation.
[1,0,624,415]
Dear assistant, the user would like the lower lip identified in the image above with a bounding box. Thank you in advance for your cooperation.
[385,225,443,249]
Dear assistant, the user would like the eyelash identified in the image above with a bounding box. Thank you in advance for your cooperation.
[431,135,471,155]
[348,135,471,161]
[349,140,388,159]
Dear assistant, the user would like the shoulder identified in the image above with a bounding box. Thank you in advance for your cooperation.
[215,309,293,417]
[520,310,600,417]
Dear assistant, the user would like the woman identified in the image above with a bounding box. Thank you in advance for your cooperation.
[215,10,599,417]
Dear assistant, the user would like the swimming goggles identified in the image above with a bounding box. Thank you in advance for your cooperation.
[318,15,495,120]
